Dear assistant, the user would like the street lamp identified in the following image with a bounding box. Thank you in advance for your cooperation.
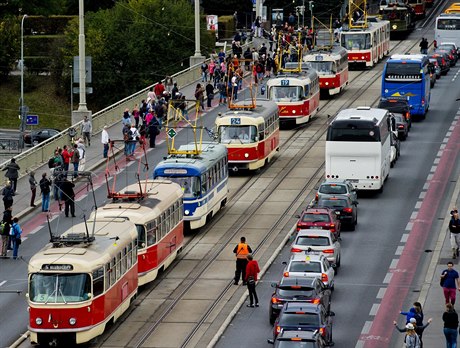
[70,64,73,116]
[20,14,27,132]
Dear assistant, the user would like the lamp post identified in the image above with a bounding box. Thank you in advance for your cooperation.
[189,0,205,67]
[70,64,73,116]
[19,14,27,134]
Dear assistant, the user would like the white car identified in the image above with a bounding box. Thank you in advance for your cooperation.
[282,253,335,289]
[290,229,341,273]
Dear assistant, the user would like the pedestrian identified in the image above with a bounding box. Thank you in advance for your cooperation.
[2,181,14,210]
[419,37,428,54]
[401,323,421,348]
[29,171,37,207]
[76,138,86,172]
[128,125,140,156]
[10,217,22,260]
[206,82,214,108]
[61,145,71,172]
[171,83,179,99]
[201,62,208,82]
[71,143,80,178]
[178,95,189,120]
[101,125,110,159]
[394,317,432,347]
[165,75,174,92]
[2,206,12,252]
[133,103,140,128]
[441,261,460,306]
[80,115,92,147]
[218,79,227,105]
[400,307,418,324]
[0,212,11,258]
[2,158,20,192]
[443,303,458,348]
[233,236,252,285]
[122,108,131,128]
[60,178,75,218]
[51,164,65,202]
[39,173,51,212]
[148,115,160,148]
[450,209,460,259]
[147,86,155,102]
[195,83,205,110]
[154,81,165,99]
[245,254,260,307]
[231,74,238,101]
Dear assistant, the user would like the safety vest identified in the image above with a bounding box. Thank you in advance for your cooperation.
[236,243,249,259]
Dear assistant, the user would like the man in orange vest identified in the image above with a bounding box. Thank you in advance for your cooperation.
[233,236,253,285]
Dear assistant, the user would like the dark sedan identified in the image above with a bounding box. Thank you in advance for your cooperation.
[314,196,358,230]
[437,43,458,64]
[392,113,409,140]
[377,98,412,130]
[429,53,450,75]
[269,276,332,324]
[23,128,60,146]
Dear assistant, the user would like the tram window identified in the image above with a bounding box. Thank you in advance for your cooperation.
[132,240,137,265]
[116,253,121,280]
[201,174,207,194]
[105,263,110,290]
[147,222,156,246]
[30,273,92,303]
[121,248,127,275]
[92,267,104,297]
[258,125,265,140]
[270,86,302,102]
[136,224,146,249]
[110,258,116,286]
[127,243,132,269]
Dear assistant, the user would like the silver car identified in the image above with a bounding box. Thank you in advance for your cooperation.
[316,179,358,203]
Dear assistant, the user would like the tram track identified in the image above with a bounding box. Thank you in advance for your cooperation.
[90,15,442,346]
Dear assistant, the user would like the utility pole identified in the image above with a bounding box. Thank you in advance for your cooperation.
[19,14,27,148]
[189,0,205,67]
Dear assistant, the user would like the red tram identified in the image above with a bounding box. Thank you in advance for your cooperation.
[408,0,426,17]
[303,46,349,96]
[215,99,280,171]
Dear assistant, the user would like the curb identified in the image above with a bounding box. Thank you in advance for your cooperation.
[9,331,29,348]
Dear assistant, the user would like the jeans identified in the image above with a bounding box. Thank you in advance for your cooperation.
[421,48,428,54]
[247,282,259,305]
[103,143,109,158]
[202,71,208,82]
[444,287,457,305]
[42,193,50,212]
[73,162,79,178]
[12,237,19,259]
[444,327,457,348]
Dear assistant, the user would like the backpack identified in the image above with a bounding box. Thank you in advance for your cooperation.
[0,221,6,236]
[123,129,133,142]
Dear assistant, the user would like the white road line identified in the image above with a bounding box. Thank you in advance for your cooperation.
[437,150,443,157]
[434,158,440,164]
[28,226,43,235]
[423,182,430,190]
[449,125,455,131]
[0,280,6,287]
[369,303,380,316]
[427,173,434,181]
[383,272,393,283]
[443,137,449,143]
[355,341,365,348]
[22,237,28,242]
[440,143,447,149]
[419,191,426,199]
[405,222,413,231]
[446,131,452,137]
[415,201,422,209]
[376,288,387,299]
[410,212,418,220]
[361,321,373,334]
[395,246,404,255]
[430,165,437,173]
[390,258,399,268]
[401,233,409,243]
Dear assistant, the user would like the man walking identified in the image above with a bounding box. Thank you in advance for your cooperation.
[2,181,14,210]
[101,125,110,159]
[450,209,460,259]
[39,173,52,212]
[0,212,11,258]
[440,261,460,306]
[71,143,80,178]
[81,115,92,147]
[245,254,260,307]
[10,217,22,260]
[61,179,76,218]
[29,171,37,207]
[2,158,20,192]
[233,236,252,285]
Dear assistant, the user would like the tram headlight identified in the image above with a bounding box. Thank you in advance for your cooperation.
[392,24,397,30]
[361,56,365,59]
[184,209,190,216]
[325,82,329,86]
[244,153,249,158]
[69,318,77,326]
[292,110,296,114]
[35,317,43,325]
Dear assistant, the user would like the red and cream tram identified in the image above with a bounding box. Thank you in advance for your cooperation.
[266,66,320,125]
[28,219,139,346]
[303,46,349,96]
[340,17,391,68]
[96,179,184,285]
[216,99,280,171]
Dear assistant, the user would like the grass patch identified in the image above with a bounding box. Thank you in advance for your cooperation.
[0,75,71,130]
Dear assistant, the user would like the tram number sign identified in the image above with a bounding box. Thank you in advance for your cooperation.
[315,55,324,61]
[230,118,241,125]
[281,79,290,86]
[167,129,177,139]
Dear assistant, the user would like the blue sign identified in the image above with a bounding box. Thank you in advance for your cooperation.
[26,115,39,126]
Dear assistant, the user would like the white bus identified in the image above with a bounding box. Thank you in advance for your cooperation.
[435,14,460,48]
[325,107,391,191]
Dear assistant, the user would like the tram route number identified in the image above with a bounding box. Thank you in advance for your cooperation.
[315,55,323,61]
[281,79,290,86]
[231,118,241,125]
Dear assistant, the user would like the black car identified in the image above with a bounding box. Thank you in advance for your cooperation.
[272,303,334,346]
[434,48,456,66]
[437,44,458,64]
[23,128,60,146]
[377,98,411,130]
[269,276,332,324]
[314,196,358,230]
[268,330,327,348]
[391,113,409,140]
[429,53,450,74]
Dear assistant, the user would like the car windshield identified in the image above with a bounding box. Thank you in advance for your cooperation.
[29,273,91,303]
[301,213,330,223]
[155,176,200,198]
[438,45,454,51]
[318,199,348,208]
[319,184,347,194]
[276,342,317,348]
[289,261,322,273]
[296,236,331,246]
[394,114,405,123]
[218,125,257,144]
[269,86,303,102]
[279,313,320,327]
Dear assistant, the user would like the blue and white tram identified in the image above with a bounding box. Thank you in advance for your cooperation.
[153,142,229,230]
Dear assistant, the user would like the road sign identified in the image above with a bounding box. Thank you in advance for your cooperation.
[26,115,39,126]
[167,129,177,139]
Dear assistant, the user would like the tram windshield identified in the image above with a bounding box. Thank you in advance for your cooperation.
[382,9,408,20]
[155,176,200,198]
[309,61,335,74]
[269,86,303,102]
[29,273,91,303]
[341,33,371,50]
[218,125,257,144]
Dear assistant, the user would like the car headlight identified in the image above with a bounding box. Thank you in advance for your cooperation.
[69,318,77,326]
[244,153,249,158]
[184,209,190,216]
[35,317,43,325]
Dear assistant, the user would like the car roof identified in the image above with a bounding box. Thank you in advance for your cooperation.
[279,276,317,287]
[284,302,322,313]
[297,229,333,237]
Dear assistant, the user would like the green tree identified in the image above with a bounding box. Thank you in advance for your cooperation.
[59,0,214,108]
[0,16,19,77]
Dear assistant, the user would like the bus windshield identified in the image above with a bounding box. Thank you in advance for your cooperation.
[218,125,257,144]
[155,176,200,198]
[309,61,334,74]
[341,33,371,50]
[385,63,422,82]
[29,273,91,303]
[269,86,303,102]
[437,18,460,30]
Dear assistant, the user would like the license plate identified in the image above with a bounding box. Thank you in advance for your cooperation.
[347,179,359,183]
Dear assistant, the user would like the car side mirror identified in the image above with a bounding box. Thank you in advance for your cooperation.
[267,339,275,344]
[295,215,300,218]
[271,282,277,288]
[282,261,287,265]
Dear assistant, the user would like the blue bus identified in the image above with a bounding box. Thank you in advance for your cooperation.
[153,142,228,230]
[381,54,431,117]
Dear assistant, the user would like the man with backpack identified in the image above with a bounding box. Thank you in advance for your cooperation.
[40,173,52,212]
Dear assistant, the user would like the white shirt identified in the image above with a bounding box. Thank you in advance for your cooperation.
[101,129,109,144]
[130,127,140,139]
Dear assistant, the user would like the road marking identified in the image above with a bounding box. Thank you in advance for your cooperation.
[447,131,452,137]
[377,288,387,299]
[443,137,449,143]
[383,272,393,283]
[405,222,413,231]
[449,125,455,131]
[427,173,434,181]
[390,259,399,268]
[395,246,404,255]
[401,233,409,243]
[415,201,422,209]
[410,212,418,220]
[430,165,437,173]
[361,320,373,334]
[0,280,6,287]
[440,143,447,149]
[434,158,440,164]
[437,150,443,157]
[28,226,43,235]
[369,303,380,316]
[419,191,426,199]
[423,182,430,190]
[355,341,365,348]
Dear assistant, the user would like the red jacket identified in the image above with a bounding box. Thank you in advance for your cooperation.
[245,260,260,282]
[62,149,71,164]
[154,83,165,97]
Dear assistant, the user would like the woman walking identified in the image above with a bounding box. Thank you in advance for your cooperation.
[29,171,37,207]
[403,323,421,348]
[245,254,260,308]
[443,303,459,348]
[2,181,14,210]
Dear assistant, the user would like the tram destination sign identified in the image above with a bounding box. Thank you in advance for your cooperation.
[41,264,74,271]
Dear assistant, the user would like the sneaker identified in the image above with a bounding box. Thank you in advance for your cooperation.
[242,282,247,286]
[255,303,259,307]
[233,282,238,285]
[246,304,254,308]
